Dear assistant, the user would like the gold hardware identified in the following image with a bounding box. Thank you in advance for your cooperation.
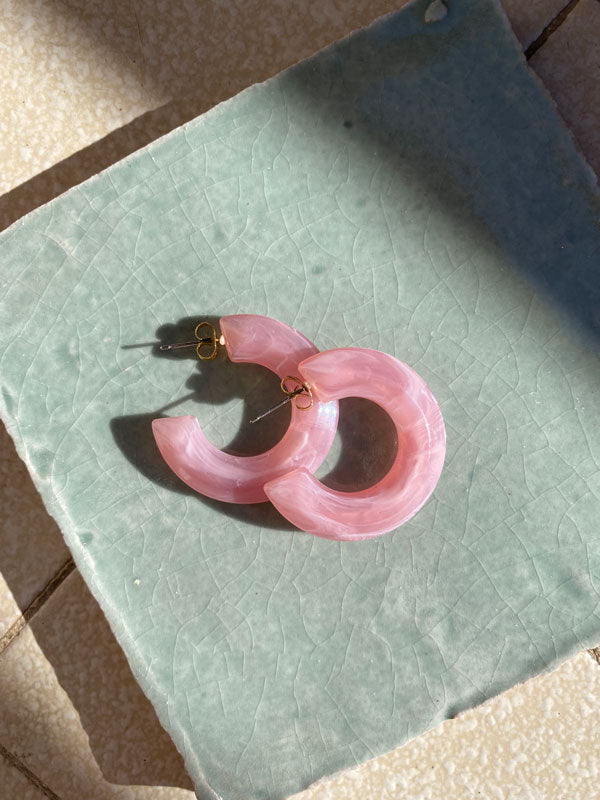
[159,321,221,360]
[160,325,314,424]
[249,375,313,424]
[194,322,219,360]
[281,375,313,411]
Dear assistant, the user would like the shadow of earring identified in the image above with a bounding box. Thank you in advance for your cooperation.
[318,397,398,492]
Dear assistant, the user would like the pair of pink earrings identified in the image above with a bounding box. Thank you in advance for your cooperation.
[152,315,446,541]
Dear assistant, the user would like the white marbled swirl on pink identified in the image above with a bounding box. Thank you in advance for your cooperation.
[152,315,339,503]
[265,347,446,540]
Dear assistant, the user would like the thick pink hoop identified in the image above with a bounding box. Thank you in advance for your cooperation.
[264,347,446,540]
[152,315,339,504]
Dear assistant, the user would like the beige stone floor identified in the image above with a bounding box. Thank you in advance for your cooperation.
[1,1,599,798]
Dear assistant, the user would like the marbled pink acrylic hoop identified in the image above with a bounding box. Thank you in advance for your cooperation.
[264,347,446,541]
[152,315,339,504]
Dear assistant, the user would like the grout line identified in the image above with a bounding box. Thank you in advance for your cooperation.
[589,647,600,665]
[0,558,76,658]
[0,742,62,800]
[525,0,583,59]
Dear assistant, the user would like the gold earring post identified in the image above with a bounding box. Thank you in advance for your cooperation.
[158,327,313,423]
[249,375,313,424]
[159,321,223,360]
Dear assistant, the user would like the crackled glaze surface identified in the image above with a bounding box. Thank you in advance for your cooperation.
[1,1,600,799]
[266,348,446,539]
[152,315,338,503]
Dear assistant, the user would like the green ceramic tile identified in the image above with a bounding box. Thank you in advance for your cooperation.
[1,1,600,798]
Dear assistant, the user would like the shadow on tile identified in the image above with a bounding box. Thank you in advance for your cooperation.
[27,569,195,791]
[0,0,408,233]
[2,32,598,345]
[0,422,71,617]
[1,320,397,796]
[0,98,203,233]
[0,429,193,791]
[1,1,600,797]
[111,315,398,526]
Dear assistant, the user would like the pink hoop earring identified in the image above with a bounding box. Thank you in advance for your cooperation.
[264,347,446,540]
[152,315,339,504]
